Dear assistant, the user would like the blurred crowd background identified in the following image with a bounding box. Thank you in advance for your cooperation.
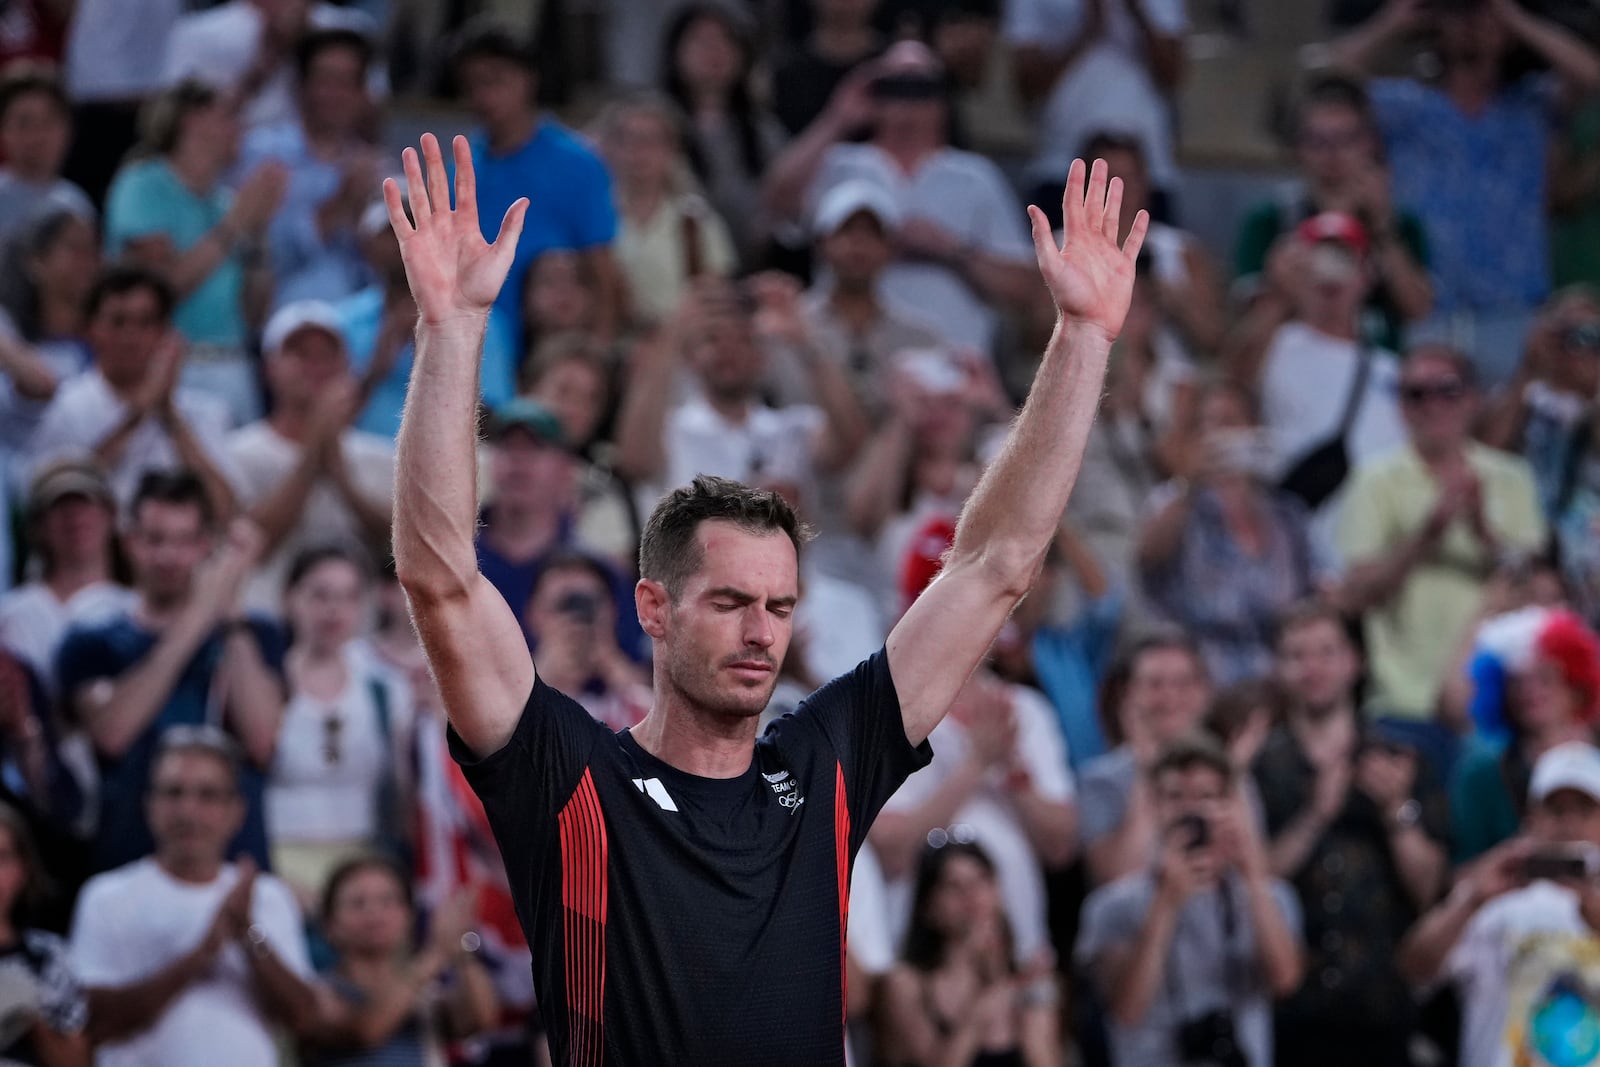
[3,0,1600,1064]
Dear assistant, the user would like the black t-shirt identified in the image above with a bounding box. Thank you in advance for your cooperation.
[450,648,931,1066]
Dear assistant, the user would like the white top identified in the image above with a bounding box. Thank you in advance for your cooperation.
[1259,322,1407,557]
[880,682,1075,958]
[645,392,825,511]
[1004,0,1187,187]
[68,857,312,1067]
[225,420,394,616]
[64,0,186,101]
[0,581,136,688]
[846,842,896,977]
[1443,880,1600,1067]
[807,144,1033,352]
[268,643,412,845]
[161,1,384,130]
[28,370,242,509]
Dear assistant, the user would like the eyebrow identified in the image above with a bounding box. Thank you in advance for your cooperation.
[705,586,799,610]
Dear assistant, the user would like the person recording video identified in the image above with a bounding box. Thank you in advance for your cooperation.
[1399,741,1600,1067]
[1076,734,1303,1067]
[522,551,652,732]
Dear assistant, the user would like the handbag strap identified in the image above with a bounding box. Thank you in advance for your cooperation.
[1335,342,1373,439]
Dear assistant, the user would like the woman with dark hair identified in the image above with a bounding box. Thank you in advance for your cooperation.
[661,2,787,267]
[303,854,497,1067]
[102,78,288,426]
[0,207,99,380]
[880,837,1059,1067]
[0,802,88,1066]
[267,545,414,913]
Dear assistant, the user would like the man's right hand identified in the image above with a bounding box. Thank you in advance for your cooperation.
[383,134,527,328]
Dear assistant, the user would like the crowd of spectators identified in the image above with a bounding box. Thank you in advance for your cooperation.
[0,0,1599,1064]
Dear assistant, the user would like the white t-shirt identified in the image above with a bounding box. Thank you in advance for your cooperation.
[161,1,384,130]
[68,857,312,1067]
[0,581,135,688]
[806,144,1033,352]
[1444,880,1600,1067]
[268,643,412,845]
[645,393,825,512]
[28,370,242,509]
[1004,0,1187,188]
[879,682,1075,958]
[64,0,186,101]
[225,420,395,616]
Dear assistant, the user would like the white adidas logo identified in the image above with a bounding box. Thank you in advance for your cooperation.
[631,777,679,812]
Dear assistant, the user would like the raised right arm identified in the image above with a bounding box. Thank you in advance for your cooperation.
[387,134,534,759]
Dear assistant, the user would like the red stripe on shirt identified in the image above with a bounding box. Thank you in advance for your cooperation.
[834,761,850,1030]
[557,769,608,1065]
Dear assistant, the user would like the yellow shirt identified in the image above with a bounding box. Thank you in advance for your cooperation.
[615,194,736,325]
[1337,442,1546,719]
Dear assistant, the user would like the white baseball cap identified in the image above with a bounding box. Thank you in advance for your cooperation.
[813,179,903,238]
[1530,742,1600,805]
[262,300,345,356]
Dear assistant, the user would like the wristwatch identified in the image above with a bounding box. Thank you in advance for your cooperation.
[1392,799,1422,831]
[245,924,271,958]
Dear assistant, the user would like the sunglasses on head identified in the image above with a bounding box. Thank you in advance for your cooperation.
[1399,380,1466,405]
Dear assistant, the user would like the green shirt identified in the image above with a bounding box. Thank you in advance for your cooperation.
[1233,197,1430,353]
[1337,443,1546,720]
[1553,99,1600,289]
[1449,738,1522,864]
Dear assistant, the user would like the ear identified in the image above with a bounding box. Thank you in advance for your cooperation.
[636,578,669,640]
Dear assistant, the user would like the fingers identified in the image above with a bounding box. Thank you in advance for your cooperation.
[381,177,413,237]
[422,132,452,219]
[1060,158,1086,238]
[490,197,529,268]
[1026,204,1056,266]
[1122,209,1151,262]
[1083,158,1108,234]
[1102,176,1124,243]
[452,134,477,224]
[401,147,429,223]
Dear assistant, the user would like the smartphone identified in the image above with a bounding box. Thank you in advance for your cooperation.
[1521,843,1600,883]
[555,591,600,626]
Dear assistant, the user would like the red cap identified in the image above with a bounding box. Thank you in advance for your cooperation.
[1536,611,1600,723]
[1296,211,1369,257]
[899,515,958,612]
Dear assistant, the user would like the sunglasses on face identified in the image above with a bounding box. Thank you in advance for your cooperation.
[150,783,234,805]
[1399,380,1466,406]
[1561,323,1600,352]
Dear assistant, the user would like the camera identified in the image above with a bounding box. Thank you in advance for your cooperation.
[1176,1009,1247,1067]
[1174,812,1211,852]
[1520,842,1600,883]
[555,591,600,626]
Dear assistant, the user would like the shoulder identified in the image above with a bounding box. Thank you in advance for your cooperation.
[534,121,607,169]
[107,159,167,198]
[933,148,1013,190]
[1082,747,1133,790]
[1468,443,1538,485]
[1084,871,1156,922]
[241,121,303,160]
[334,286,385,327]
[78,859,149,904]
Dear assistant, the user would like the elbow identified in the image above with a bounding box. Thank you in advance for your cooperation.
[965,541,1047,601]
[1269,955,1304,999]
[88,721,135,763]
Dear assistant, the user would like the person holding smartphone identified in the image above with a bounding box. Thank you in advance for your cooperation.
[1399,741,1600,1067]
[1076,734,1303,1067]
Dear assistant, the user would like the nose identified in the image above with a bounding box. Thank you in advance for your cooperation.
[742,605,775,650]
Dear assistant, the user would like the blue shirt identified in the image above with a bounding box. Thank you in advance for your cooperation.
[464,121,616,345]
[237,121,372,310]
[1031,590,1122,772]
[104,159,248,347]
[333,287,516,440]
[1372,75,1556,313]
[54,614,280,874]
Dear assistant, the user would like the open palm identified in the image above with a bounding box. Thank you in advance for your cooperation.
[382,133,528,326]
[1027,158,1149,339]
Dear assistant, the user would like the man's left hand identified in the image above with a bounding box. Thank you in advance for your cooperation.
[1027,158,1149,339]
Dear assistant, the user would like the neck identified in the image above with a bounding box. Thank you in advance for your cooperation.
[1291,697,1357,738]
[689,87,726,119]
[46,556,110,600]
[488,112,538,154]
[338,947,406,983]
[619,183,666,221]
[301,118,346,156]
[268,403,313,443]
[290,641,343,669]
[157,851,224,885]
[631,681,759,779]
[704,389,752,423]
[879,136,938,174]
[167,146,221,193]
[1415,438,1466,466]
[38,290,84,338]
[1304,313,1359,342]
[137,589,189,630]
[1443,64,1498,110]
[828,284,879,329]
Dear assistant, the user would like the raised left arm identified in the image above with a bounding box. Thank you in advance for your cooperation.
[1495,0,1600,95]
[887,158,1147,746]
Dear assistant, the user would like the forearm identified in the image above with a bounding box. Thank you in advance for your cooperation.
[166,416,238,521]
[163,228,238,299]
[1243,875,1303,994]
[1325,11,1406,73]
[444,956,499,1039]
[86,949,209,1044]
[1125,6,1185,93]
[1088,787,1156,884]
[1507,7,1600,92]
[1372,238,1433,322]
[1107,899,1181,1026]
[1397,880,1479,987]
[1135,488,1195,570]
[948,321,1112,592]
[957,254,1041,311]
[92,408,149,469]
[763,114,848,222]
[1341,521,1443,612]
[1012,789,1078,868]
[844,418,914,538]
[870,760,987,878]
[799,343,869,470]
[247,450,321,557]
[1268,809,1331,879]
[393,317,485,600]
[220,632,284,768]
[245,941,320,1035]
[612,331,676,483]
[85,609,215,758]
[1390,824,1448,911]
[0,336,58,400]
[1219,294,1291,385]
[1479,374,1531,451]
[587,251,623,344]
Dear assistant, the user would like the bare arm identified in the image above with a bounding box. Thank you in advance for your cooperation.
[161,407,238,523]
[1135,482,1197,571]
[218,618,285,768]
[1011,0,1104,103]
[1389,819,1449,912]
[1338,505,1450,614]
[441,955,499,1040]
[611,324,679,485]
[1242,873,1304,995]
[1010,784,1077,869]
[85,946,215,1045]
[1087,778,1158,885]
[584,247,624,346]
[887,160,1148,746]
[388,135,535,760]
[1370,228,1433,323]
[1496,0,1600,96]
[762,66,875,223]
[843,414,915,539]
[0,334,58,400]
[868,759,990,878]
[28,1025,89,1067]
[242,935,321,1035]
[326,445,395,550]
[1122,0,1185,92]
[1097,887,1182,1026]
[1324,0,1424,74]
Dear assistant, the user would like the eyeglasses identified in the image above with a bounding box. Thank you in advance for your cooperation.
[926,823,977,850]
[150,783,235,805]
[1298,130,1367,152]
[1399,380,1467,406]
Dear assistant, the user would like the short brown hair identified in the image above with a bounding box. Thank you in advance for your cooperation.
[638,476,810,598]
[1149,732,1234,787]
[0,63,67,124]
[1274,598,1351,650]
